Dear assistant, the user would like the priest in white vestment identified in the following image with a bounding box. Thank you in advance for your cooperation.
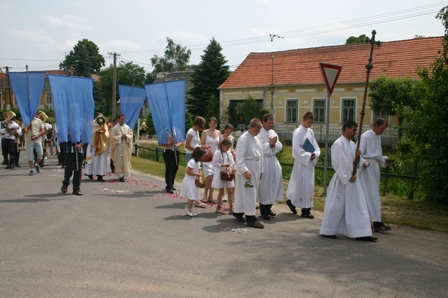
[286,112,320,219]
[85,113,110,181]
[320,120,377,242]
[110,115,133,182]
[234,118,264,229]
[258,114,283,220]
[358,118,393,232]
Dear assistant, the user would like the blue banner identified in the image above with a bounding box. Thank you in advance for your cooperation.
[8,71,45,126]
[119,85,147,130]
[145,80,185,145]
[48,75,94,144]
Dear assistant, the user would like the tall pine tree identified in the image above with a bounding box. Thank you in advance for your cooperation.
[187,38,229,117]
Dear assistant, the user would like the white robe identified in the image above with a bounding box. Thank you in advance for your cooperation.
[234,131,263,216]
[84,145,108,176]
[286,125,320,208]
[180,159,202,201]
[319,135,372,238]
[211,150,235,189]
[258,127,283,204]
[358,129,388,222]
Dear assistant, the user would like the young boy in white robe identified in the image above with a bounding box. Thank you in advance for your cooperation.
[319,120,377,242]
[180,147,205,217]
[286,112,320,219]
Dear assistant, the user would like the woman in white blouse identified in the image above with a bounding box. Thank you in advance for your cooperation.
[184,116,205,162]
[200,117,221,202]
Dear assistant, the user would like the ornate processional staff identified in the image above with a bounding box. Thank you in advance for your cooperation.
[352,30,381,176]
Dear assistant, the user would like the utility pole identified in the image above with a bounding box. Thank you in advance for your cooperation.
[108,52,120,119]
[4,66,12,109]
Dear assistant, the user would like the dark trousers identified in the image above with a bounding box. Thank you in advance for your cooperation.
[63,151,84,191]
[2,138,15,165]
[14,142,20,165]
[58,143,66,167]
[163,150,179,190]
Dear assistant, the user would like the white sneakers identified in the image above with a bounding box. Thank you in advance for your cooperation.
[184,208,197,217]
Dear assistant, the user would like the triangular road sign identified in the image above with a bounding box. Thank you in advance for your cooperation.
[319,62,342,96]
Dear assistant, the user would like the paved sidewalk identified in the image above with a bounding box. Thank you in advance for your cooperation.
[0,155,447,297]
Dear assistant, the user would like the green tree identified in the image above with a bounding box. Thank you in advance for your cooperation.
[402,6,448,203]
[187,38,229,117]
[345,34,368,44]
[204,94,220,124]
[59,39,105,77]
[240,95,262,123]
[148,37,192,82]
[369,76,419,139]
[96,61,146,115]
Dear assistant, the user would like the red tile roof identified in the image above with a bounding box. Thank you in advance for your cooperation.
[219,37,443,89]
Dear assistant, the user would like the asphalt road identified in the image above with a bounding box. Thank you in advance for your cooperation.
[1,155,447,297]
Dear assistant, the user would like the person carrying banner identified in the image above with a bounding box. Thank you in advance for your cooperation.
[61,132,84,196]
[23,111,45,176]
[286,112,321,219]
[161,127,184,194]
[85,113,110,182]
[110,114,133,182]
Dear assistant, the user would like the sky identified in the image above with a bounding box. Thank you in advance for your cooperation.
[0,0,446,73]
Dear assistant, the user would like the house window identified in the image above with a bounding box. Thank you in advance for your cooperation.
[313,98,326,123]
[286,99,298,122]
[46,92,52,104]
[341,98,356,122]
[373,110,388,121]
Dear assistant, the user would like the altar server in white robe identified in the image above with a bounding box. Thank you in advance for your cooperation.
[320,120,378,242]
[359,118,393,232]
[233,118,264,229]
[258,113,283,220]
[85,113,110,182]
[286,112,320,219]
[110,114,133,182]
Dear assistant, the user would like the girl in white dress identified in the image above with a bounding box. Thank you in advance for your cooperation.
[211,138,235,214]
[200,117,221,202]
[180,147,205,217]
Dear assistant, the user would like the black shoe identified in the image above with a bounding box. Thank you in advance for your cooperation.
[72,190,83,196]
[5,165,11,169]
[268,210,277,217]
[166,188,174,194]
[301,213,315,219]
[321,234,337,239]
[119,177,125,182]
[97,176,104,182]
[356,236,378,242]
[247,220,264,229]
[9,164,15,169]
[373,222,391,232]
[87,175,93,180]
[232,213,246,223]
[15,164,20,167]
[61,185,68,194]
[171,187,176,191]
[260,213,271,220]
[286,199,297,214]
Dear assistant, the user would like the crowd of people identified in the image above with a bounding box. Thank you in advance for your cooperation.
[1,110,393,240]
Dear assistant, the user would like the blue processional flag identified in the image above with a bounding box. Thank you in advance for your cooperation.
[119,84,147,130]
[145,79,186,145]
[8,71,45,126]
[48,75,95,144]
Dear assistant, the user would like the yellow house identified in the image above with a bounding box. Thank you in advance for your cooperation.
[218,37,443,146]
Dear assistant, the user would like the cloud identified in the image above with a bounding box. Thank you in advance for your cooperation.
[44,15,92,31]
[10,29,56,44]
[100,40,147,53]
